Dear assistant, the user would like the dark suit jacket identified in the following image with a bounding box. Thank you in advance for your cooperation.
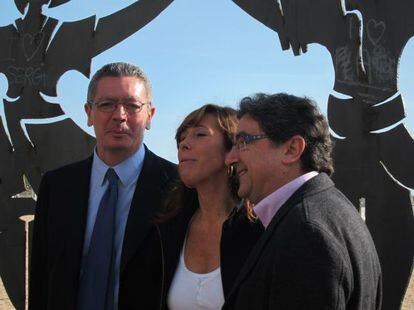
[223,173,382,310]
[29,147,177,310]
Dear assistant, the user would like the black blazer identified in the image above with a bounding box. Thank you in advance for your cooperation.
[158,194,264,309]
[223,173,382,310]
[29,147,177,310]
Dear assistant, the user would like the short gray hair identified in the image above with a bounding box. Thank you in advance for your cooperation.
[87,62,153,104]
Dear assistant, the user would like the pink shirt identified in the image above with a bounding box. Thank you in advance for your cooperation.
[254,171,319,228]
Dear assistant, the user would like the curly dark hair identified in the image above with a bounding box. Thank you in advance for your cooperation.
[238,93,334,175]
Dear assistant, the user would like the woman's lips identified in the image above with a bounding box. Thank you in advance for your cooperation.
[179,157,196,163]
[179,159,196,166]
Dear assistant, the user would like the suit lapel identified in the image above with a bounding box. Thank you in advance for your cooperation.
[226,193,298,299]
[61,157,93,301]
[120,150,170,273]
[226,173,334,300]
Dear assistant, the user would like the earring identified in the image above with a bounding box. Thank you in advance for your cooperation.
[227,164,235,177]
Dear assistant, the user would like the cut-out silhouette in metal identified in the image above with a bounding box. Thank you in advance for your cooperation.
[0,0,173,308]
[232,0,414,309]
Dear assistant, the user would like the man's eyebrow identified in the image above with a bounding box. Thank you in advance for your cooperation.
[95,95,140,101]
[125,96,142,101]
[94,96,116,102]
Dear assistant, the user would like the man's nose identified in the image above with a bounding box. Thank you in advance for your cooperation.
[225,146,238,166]
[112,103,128,118]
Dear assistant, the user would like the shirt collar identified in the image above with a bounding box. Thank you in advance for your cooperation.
[92,145,146,187]
[254,171,318,228]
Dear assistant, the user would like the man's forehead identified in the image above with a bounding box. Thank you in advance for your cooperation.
[94,77,146,97]
[97,76,143,85]
[95,95,141,101]
[237,115,261,133]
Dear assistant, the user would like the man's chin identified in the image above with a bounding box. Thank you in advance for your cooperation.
[105,136,132,148]
[237,187,249,200]
[103,143,132,154]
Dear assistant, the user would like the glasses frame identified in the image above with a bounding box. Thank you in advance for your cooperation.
[234,132,268,150]
[88,99,148,114]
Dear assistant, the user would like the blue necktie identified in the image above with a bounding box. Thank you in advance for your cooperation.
[78,168,118,310]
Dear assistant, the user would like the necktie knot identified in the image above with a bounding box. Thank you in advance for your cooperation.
[105,168,119,187]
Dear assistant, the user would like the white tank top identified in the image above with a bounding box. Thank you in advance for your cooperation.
[167,241,225,310]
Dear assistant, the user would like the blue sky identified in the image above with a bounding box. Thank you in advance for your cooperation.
[1,0,414,163]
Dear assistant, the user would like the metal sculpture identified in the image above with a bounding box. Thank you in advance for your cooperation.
[232,0,414,309]
[0,0,173,308]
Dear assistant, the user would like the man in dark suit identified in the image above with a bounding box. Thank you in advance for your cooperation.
[224,93,382,309]
[29,62,176,310]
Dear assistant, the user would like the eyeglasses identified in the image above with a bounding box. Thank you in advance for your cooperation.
[90,100,148,114]
[233,132,268,150]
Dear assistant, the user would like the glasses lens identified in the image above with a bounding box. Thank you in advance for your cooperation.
[95,101,146,114]
[235,133,247,150]
[97,101,115,112]
[124,102,142,113]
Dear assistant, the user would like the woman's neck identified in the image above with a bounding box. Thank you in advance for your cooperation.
[195,176,234,223]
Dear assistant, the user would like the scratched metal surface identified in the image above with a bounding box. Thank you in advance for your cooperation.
[233,1,414,309]
[0,0,174,309]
